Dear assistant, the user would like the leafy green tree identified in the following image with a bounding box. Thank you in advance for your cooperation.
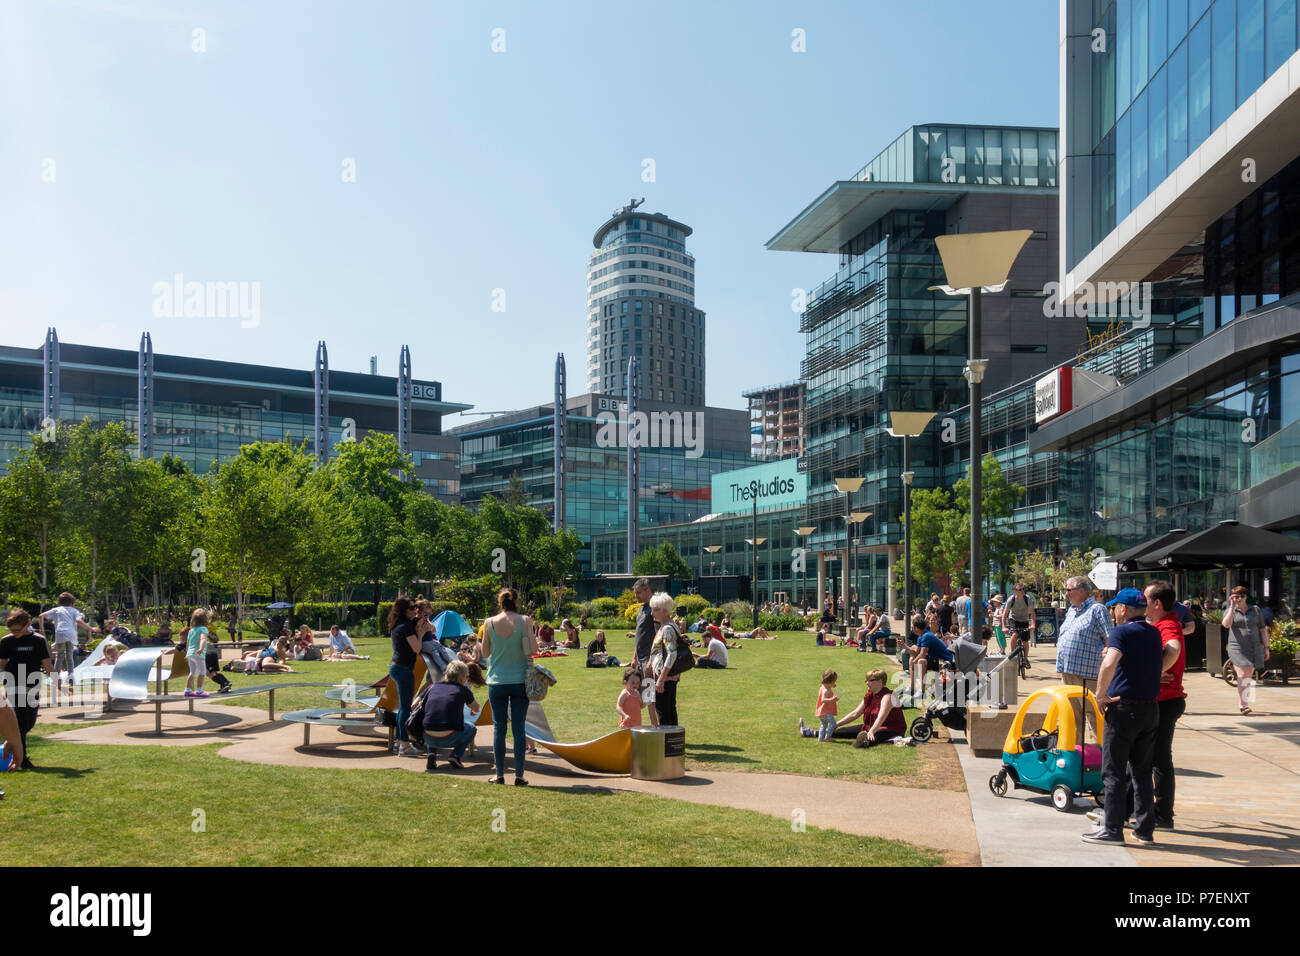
[0,433,65,604]
[60,420,138,610]
[632,542,691,581]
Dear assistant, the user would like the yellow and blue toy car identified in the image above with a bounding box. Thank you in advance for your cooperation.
[989,684,1105,812]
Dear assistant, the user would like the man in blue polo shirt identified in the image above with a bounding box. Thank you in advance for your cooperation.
[906,613,953,697]
[1082,588,1163,847]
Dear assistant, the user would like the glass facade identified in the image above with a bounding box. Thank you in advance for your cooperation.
[1068,0,1300,270]
[852,125,1058,187]
[0,345,462,500]
[457,410,751,572]
[1059,346,1300,552]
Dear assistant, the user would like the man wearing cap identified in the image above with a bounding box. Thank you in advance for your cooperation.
[1082,588,1163,846]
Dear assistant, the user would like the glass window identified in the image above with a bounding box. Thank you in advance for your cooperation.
[984,130,1002,185]
[1169,39,1189,165]
[1118,0,1133,116]
[1149,66,1168,185]
[1150,0,1168,70]
[1117,110,1132,220]
[1211,0,1236,129]
[1189,14,1212,145]
[1003,129,1021,184]
[1169,0,1188,49]
[1266,0,1297,75]
[1132,87,1149,202]
[1133,0,1150,100]
[1237,0,1264,105]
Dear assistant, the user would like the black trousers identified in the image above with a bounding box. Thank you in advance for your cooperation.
[656,679,679,727]
[1154,696,1185,822]
[205,652,231,687]
[16,705,38,757]
[1101,700,1159,838]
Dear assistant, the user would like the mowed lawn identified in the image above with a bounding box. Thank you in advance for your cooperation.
[205,630,924,783]
[10,723,942,866]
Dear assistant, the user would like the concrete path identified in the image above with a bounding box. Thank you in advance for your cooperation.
[952,642,1300,867]
[45,699,978,863]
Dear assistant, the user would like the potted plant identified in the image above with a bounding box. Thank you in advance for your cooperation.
[1204,609,1225,676]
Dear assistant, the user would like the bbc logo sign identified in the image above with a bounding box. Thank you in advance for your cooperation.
[410,383,439,400]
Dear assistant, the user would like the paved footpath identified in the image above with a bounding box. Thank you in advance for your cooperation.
[955,643,1300,867]
[47,701,979,863]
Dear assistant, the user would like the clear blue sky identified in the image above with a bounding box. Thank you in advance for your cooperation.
[0,0,1059,416]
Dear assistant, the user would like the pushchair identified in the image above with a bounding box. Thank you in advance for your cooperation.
[908,638,1013,743]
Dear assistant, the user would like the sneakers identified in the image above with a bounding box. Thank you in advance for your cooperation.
[1081,829,1126,845]
[1086,810,1173,831]
[1155,816,1175,830]
[183,689,196,698]
[893,736,916,747]
[798,718,815,738]
[397,743,422,757]
[218,683,233,694]
[193,690,210,698]
[1131,831,1155,846]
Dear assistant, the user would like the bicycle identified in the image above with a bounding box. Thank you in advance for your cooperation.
[1008,626,1032,679]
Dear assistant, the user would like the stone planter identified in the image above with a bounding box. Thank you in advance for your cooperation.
[1204,622,1224,676]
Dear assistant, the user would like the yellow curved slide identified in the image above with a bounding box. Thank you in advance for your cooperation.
[474,699,631,774]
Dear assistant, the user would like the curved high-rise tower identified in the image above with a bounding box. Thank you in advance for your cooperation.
[586,199,705,405]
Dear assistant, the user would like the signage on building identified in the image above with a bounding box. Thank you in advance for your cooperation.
[595,395,628,413]
[411,383,440,400]
[1034,368,1072,423]
[711,458,806,515]
[1035,366,1120,424]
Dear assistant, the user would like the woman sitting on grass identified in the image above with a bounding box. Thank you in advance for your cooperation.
[558,619,581,649]
[242,637,295,674]
[798,669,912,747]
[292,625,322,661]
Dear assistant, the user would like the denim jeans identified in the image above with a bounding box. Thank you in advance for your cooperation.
[817,715,836,741]
[488,683,530,779]
[422,725,477,760]
[388,663,415,743]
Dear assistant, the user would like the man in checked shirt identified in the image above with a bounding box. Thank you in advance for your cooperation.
[1056,574,1111,739]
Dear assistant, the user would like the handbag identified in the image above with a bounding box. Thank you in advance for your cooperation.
[405,684,430,741]
[524,664,557,701]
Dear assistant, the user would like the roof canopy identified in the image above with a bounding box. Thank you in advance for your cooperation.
[1140,520,1300,571]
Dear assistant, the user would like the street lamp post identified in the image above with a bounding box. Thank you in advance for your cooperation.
[887,412,936,623]
[933,229,1032,645]
[847,510,872,625]
[834,477,865,630]
[795,525,815,612]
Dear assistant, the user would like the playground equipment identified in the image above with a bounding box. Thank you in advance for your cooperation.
[989,684,1105,812]
[371,652,633,774]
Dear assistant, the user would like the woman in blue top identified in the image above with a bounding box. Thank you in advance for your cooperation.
[389,597,429,757]
[480,588,536,785]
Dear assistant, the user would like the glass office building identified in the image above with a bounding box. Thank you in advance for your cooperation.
[767,125,1078,613]
[452,393,751,572]
[1043,1,1300,608]
[0,336,468,501]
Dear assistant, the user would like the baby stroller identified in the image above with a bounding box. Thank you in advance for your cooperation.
[909,638,1010,743]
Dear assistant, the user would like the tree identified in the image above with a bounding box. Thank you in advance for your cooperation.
[0,434,64,604]
[503,472,529,509]
[906,455,1026,594]
[632,542,691,581]
[60,420,138,612]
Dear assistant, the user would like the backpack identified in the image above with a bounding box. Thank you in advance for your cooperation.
[665,623,694,676]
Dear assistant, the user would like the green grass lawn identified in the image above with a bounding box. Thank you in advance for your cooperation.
[205,630,926,783]
[11,723,941,866]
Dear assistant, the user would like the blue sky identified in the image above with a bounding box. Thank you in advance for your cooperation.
[0,0,1059,415]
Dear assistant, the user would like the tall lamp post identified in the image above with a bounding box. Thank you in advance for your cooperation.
[834,477,865,630]
[847,510,872,623]
[887,412,936,622]
[744,536,768,628]
[932,229,1032,645]
[795,525,815,611]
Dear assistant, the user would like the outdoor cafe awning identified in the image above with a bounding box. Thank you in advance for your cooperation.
[1141,520,1300,571]
[1109,528,1189,572]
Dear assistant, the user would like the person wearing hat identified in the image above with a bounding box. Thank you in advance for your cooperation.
[989,595,1006,651]
[1082,588,1163,847]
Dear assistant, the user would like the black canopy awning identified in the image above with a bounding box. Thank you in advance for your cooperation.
[1143,520,1300,571]
[1110,528,1190,572]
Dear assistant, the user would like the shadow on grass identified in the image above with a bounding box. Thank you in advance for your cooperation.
[23,764,96,780]
[685,750,758,766]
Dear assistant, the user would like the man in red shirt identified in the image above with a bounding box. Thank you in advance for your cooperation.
[1144,580,1186,829]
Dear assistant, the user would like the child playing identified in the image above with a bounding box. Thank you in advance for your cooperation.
[616,666,646,729]
[204,620,233,694]
[814,669,839,741]
[184,609,211,698]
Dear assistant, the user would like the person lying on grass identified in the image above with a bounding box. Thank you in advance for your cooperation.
[324,625,367,660]
[798,668,914,747]
[242,637,295,674]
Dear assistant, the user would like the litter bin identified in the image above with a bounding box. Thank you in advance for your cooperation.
[981,655,1018,707]
[630,726,686,780]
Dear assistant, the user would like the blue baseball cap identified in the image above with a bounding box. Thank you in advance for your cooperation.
[1106,587,1148,608]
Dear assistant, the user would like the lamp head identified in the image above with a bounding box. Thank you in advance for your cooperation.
[901,470,915,487]
[886,411,937,437]
[834,477,865,494]
[933,229,1033,292]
